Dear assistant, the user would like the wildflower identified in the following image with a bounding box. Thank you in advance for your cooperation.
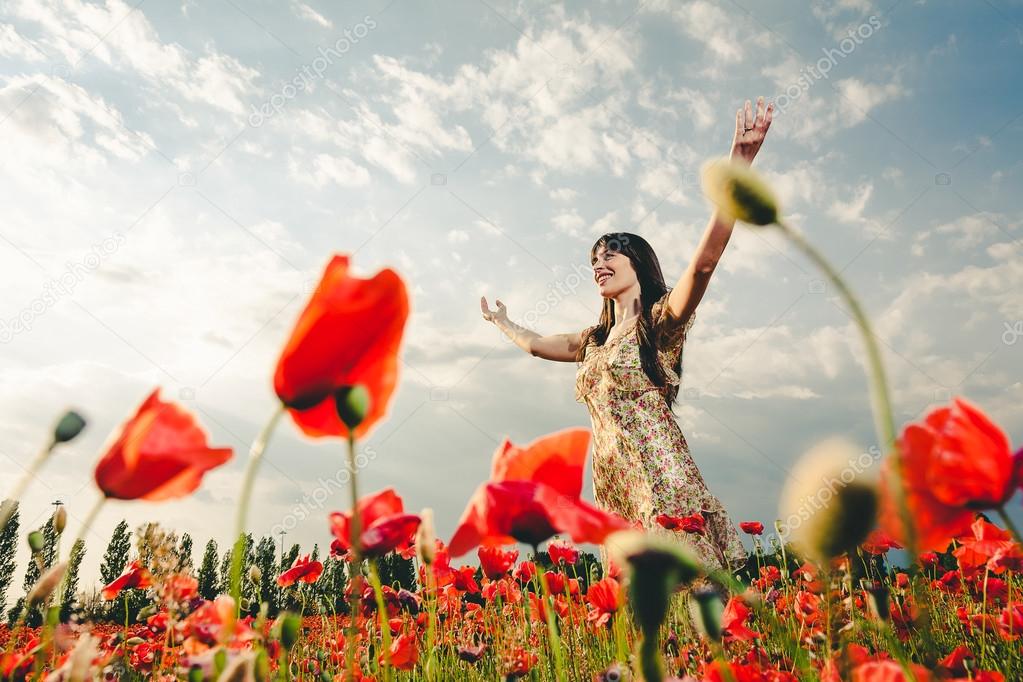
[547,540,579,566]
[329,488,420,557]
[880,397,1023,552]
[739,521,764,535]
[94,389,232,500]
[101,560,152,600]
[478,546,518,579]
[448,430,629,556]
[585,577,622,627]
[274,254,410,439]
[277,554,324,587]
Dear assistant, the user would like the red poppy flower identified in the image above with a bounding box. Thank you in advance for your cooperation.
[585,577,621,627]
[851,660,933,682]
[739,521,764,535]
[453,566,480,593]
[102,560,153,600]
[953,517,1022,575]
[513,561,537,583]
[94,389,232,501]
[448,429,629,556]
[478,546,518,580]
[273,254,410,439]
[861,529,903,555]
[721,596,760,642]
[329,488,421,557]
[880,397,1023,552]
[385,632,419,671]
[277,554,324,587]
[547,541,579,566]
[448,480,628,556]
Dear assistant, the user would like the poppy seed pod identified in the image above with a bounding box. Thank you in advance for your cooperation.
[248,565,261,584]
[53,410,87,444]
[605,530,703,634]
[53,506,67,534]
[689,587,724,642]
[700,158,779,226]
[28,562,66,605]
[334,385,371,431]
[28,530,44,553]
[779,438,878,563]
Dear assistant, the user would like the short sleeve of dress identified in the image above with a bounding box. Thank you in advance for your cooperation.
[651,290,695,353]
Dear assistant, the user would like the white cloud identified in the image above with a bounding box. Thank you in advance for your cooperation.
[293,1,333,28]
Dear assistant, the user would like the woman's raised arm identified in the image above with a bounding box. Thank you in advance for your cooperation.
[665,96,774,321]
[480,296,583,362]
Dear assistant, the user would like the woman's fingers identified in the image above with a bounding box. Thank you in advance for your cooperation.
[754,96,765,128]
[735,107,744,138]
[743,99,753,131]
[495,299,506,312]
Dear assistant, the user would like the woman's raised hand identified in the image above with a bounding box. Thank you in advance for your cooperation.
[730,95,773,166]
[480,296,509,324]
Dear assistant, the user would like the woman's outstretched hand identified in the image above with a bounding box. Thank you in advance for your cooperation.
[480,296,509,324]
[730,96,773,166]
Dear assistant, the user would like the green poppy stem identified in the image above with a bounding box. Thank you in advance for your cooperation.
[775,221,917,557]
[345,432,362,682]
[533,552,568,682]
[231,405,286,608]
[367,560,392,680]
[1,443,56,533]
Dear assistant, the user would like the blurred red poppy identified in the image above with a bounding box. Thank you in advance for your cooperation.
[585,577,621,627]
[954,517,1023,575]
[448,429,629,556]
[739,521,764,535]
[102,560,152,600]
[448,479,628,557]
[277,554,324,587]
[274,255,409,439]
[329,488,421,557]
[478,546,518,580]
[881,397,1022,551]
[721,596,760,642]
[94,389,232,501]
[547,541,579,566]
[861,529,903,556]
[385,632,418,671]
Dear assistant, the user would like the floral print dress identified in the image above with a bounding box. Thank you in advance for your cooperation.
[575,291,747,572]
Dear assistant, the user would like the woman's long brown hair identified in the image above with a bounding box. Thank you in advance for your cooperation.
[576,232,684,407]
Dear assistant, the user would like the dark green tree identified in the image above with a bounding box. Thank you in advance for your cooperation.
[197,539,219,600]
[59,538,86,621]
[19,516,58,626]
[99,520,132,584]
[378,553,415,591]
[177,533,194,573]
[0,500,19,611]
[253,536,278,614]
[316,556,347,615]
[283,543,300,572]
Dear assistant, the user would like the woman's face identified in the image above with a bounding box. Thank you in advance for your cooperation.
[591,245,638,298]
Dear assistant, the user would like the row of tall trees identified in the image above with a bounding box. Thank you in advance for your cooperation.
[0,501,416,623]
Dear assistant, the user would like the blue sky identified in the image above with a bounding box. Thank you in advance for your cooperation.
[0,0,1021,591]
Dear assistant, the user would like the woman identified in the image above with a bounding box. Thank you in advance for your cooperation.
[480,96,774,572]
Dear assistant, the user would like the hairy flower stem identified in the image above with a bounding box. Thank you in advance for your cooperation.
[533,548,568,682]
[230,406,285,610]
[1,442,56,532]
[367,561,392,680]
[53,496,105,623]
[775,221,916,555]
[345,433,362,682]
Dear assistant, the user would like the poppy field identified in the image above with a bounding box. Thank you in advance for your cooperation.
[1,162,1021,681]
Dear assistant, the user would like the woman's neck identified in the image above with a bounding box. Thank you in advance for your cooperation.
[612,283,642,325]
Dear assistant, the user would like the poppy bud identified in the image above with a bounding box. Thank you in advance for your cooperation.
[605,530,702,634]
[137,605,157,621]
[248,565,262,584]
[53,410,87,444]
[53,507,67,534]
[188,665,204,682]
[28,530,44,553]
[125,636,145,646]
[689,587,724,642]
[275,612,301,649]
[415,508,436,566]
[778,438,878,564]
[701,157,779,226]
[334,385,370,430]
[28,562,66,605]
